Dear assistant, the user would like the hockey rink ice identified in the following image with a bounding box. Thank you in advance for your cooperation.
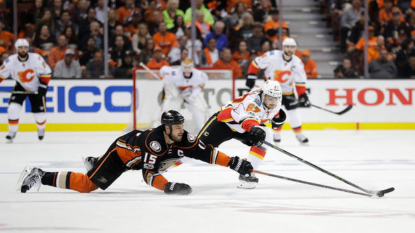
[1,130,414,233]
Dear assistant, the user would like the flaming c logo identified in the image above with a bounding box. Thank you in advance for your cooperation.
[273,70,291,83]
[18,69,35,83]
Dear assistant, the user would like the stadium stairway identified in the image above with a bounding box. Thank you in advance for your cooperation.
[281,0,342,78]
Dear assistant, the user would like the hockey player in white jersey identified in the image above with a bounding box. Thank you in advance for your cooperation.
[0,39,52,142]
[246,38,310,144]
[152,58,209,133]
[197,81,286,188]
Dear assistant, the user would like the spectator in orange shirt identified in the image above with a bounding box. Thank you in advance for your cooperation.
[379,0,405,25]
[124,11,142,38]
[146,46,170,69]
[301,49,318,79]
[152,22,178,56]
[264,9,289,42]
[116,0,141,24]
[227,0,252,13]
[355,26,377,51]
[213,48,243,79]
[48,35,68,69]
[368,35,388,62]
[0,21,14,52]
[232,40,250,66]
[199,37,219,67]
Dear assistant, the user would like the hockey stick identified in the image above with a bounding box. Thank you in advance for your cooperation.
[311,104,353,115]
[0,90,38,94]
[253,170,372,197]
[263,141,395,197]
[139,62,162,80]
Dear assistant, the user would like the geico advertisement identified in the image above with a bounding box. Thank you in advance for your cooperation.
[1,79,414,124]
[0,80,133,123]
[233,79,415,122]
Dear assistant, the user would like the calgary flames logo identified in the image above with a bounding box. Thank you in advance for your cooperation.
[18,69,35,83]
[273,70,291,83]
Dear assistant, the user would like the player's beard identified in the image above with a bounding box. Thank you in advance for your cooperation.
[171,133,183,143]
[284,51,293,58]
[18,51,28,60]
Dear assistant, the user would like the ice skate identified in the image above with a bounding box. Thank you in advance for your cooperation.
[83,157,98,172]
[6,132,16,142]
[296,133,309,145]
[273,133,281,143]
[237,173,258,189]
[38,128,45,140]
[17,166,44,193]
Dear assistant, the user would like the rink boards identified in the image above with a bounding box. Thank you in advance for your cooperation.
[0,79,414,131]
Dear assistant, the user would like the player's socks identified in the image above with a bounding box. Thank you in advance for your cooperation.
[273,126,282,143]
[41,171,98,193]
[34,113,46,140]
[7,119,19,142]
[293,126,309,144]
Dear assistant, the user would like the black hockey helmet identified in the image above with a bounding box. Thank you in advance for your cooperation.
[161,110,185,126]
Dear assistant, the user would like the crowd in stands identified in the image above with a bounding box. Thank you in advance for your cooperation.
[0,0,322,79]
[8,0,413,79]
[323,0,415,78]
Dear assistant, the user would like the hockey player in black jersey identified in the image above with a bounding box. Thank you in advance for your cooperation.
[17,110,253,195]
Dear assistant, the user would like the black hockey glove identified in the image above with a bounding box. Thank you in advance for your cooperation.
[247,126,266,147]
[298,93,311,108]
[271,109,286,129]
[164,182,192,195]
[245,74,256,90]
[37,86,47,97]
[228,156,253,177]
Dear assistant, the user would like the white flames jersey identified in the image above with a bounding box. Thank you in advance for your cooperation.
[0,53,52,92]
[252,50,307,95]
[219,89,282,133]
[159,66,208,94]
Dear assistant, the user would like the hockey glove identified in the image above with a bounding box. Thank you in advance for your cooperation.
[164,182,192,195]
[245,74,256,90]
[228,156,253,177]
[247,126,266,147]
[37,86,47,97]
[298,93,311,108]
[271,109,286,129]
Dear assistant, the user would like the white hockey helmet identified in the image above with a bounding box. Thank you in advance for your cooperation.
[282,37,297,48]
[181,58,194,73]
[15,39,29,49]
[262,80,282,101]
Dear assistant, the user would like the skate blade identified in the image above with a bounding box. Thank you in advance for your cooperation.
[237,180,257,189]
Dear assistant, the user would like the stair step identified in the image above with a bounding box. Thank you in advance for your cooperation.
[281,0,318,8]
[283,13,325,21]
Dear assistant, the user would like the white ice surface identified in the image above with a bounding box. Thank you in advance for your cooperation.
[1,130,414,233]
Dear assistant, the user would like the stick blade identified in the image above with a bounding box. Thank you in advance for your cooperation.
[337,105,353,115]
[372,187,395,198]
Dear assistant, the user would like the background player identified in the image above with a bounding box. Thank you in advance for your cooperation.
[246,38,310,144]
[17,110,253,195]
[152,58,209,133]
[198,81,286,189]
[0,39,52,142]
